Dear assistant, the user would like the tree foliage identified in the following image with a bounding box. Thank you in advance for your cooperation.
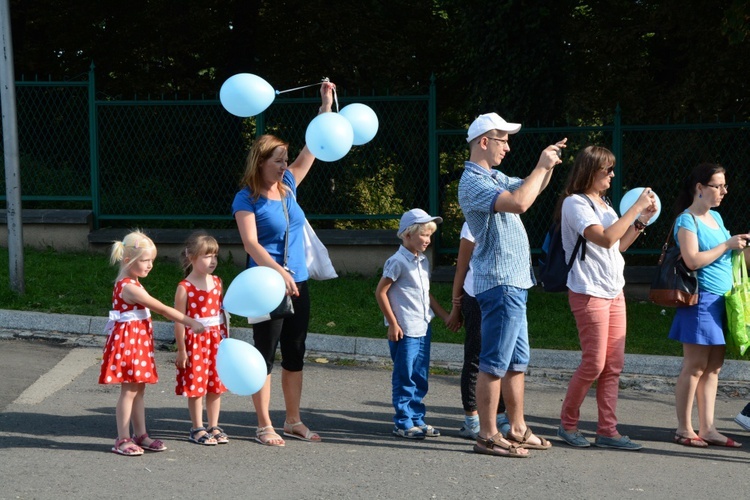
[8,0,750,122]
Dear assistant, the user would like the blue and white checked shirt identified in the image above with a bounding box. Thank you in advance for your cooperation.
[457,161,535,294]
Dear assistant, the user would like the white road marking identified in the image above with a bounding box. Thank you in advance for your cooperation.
[13,348,98,405]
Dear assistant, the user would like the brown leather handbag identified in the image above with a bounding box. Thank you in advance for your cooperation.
[649,215,699,307]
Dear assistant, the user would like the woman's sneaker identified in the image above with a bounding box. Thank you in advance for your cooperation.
[557,426,591,448]
[594,434,643,451]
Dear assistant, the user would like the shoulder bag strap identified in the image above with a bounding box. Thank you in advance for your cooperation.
[659,212,697,265]
[566,193,598,266]
[280,195,290,271]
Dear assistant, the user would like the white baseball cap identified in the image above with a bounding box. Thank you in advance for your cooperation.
[466,113,522,142]
[397,208,443,237]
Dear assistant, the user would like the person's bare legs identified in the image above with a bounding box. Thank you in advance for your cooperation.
[675,344,708,439]
[696,345,738,444]
[475,371,528,455]
[504,371,525,436]
[187,395,216,443]
[127,383,162,448]
[188,396,204,429]
[251,374,284,445]
[129,383,147,437]
[206,393,221,429]
[282,368,320,440]
[476,371,501,438]
[115,382,139,440]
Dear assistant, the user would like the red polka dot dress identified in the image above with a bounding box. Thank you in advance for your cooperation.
[99,278,158,385]
[175,276,228,397]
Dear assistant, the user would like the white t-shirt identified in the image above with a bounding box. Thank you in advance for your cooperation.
[561,195,625,299]
[460,222,476,298]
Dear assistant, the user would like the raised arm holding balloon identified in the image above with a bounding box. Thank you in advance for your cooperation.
[286,81,336,185]
[230,81,335,447]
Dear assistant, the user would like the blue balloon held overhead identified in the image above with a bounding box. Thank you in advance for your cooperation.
[305,113,354,162]
[223,266,285,317]
[216,339,267,396]
[619,187,662,225]
[219,73,275,117]
[339,103,379,145]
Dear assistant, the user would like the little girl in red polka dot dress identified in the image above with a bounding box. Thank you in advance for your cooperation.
[100,230,205,457]
[174,231,230,446]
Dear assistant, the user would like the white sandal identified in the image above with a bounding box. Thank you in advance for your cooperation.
[255,426,285,447]
[283,421,321,442]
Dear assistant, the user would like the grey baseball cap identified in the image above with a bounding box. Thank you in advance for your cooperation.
[397,208,443,237]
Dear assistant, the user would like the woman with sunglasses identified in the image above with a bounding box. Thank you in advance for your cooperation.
[554,146,656,450]
[670,163,749,448]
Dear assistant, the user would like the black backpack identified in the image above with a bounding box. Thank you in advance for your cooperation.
[538,194,596,292]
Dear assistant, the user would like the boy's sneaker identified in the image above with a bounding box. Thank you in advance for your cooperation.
[393,426,425,440]
[458,424,479,440]
[735,412,750,431]
[419,424,441,437]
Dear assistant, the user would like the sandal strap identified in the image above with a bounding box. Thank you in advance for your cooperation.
[131,433,152,446]
[114,437,142,453]
[477,432,519,452]
[190,427,209,438]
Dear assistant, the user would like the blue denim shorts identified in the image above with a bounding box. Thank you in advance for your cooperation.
[475,285,530,377]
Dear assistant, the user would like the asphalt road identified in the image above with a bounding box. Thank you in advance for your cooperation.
[1,337,749,500]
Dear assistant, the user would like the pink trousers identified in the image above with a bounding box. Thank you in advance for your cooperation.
[561,291,626,437]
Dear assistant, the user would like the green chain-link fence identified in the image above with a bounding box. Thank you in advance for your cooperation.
[3,67,750,265]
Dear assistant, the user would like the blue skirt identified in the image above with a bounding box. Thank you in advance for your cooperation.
[668,291,726,346]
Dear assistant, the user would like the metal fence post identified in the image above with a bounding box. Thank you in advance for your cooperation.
[1,0,24,293]
[428,74,439,251]
[256,112,265,137]
[611,103,623,209]
[88,62,100,229]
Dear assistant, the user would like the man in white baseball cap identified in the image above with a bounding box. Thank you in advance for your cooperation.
[458,113,567,458]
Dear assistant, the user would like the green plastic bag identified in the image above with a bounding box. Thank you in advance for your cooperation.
[725,251,750,357]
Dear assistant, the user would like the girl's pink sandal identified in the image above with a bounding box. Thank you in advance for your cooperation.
[112,437,144,456]
[132,433,167,452]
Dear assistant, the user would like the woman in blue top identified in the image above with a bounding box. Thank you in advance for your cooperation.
[670,163,750,448]
[232,81,335,446]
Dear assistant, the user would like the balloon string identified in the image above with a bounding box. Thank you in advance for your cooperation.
[275,77,339,112]
[274,82,321,95]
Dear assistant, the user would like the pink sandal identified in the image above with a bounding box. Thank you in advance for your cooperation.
[132,433,167,452]
[112,437,144,456]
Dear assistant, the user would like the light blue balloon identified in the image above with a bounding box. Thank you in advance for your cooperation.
[223,266,285,317]
[219,73,275,117]
[216,338,267,396]
[305,112,354,162]
[619,187,662,225]
[339,103,379,145]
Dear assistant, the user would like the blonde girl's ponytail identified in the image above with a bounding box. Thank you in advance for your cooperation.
[109,240,126,266]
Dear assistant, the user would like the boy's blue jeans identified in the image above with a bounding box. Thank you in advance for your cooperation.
[388,327,431,430]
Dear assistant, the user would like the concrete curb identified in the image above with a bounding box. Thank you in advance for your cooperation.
[2,309,750,381]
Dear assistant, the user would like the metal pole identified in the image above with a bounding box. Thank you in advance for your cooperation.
[611,103,623,210]
[0,0,24,294]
